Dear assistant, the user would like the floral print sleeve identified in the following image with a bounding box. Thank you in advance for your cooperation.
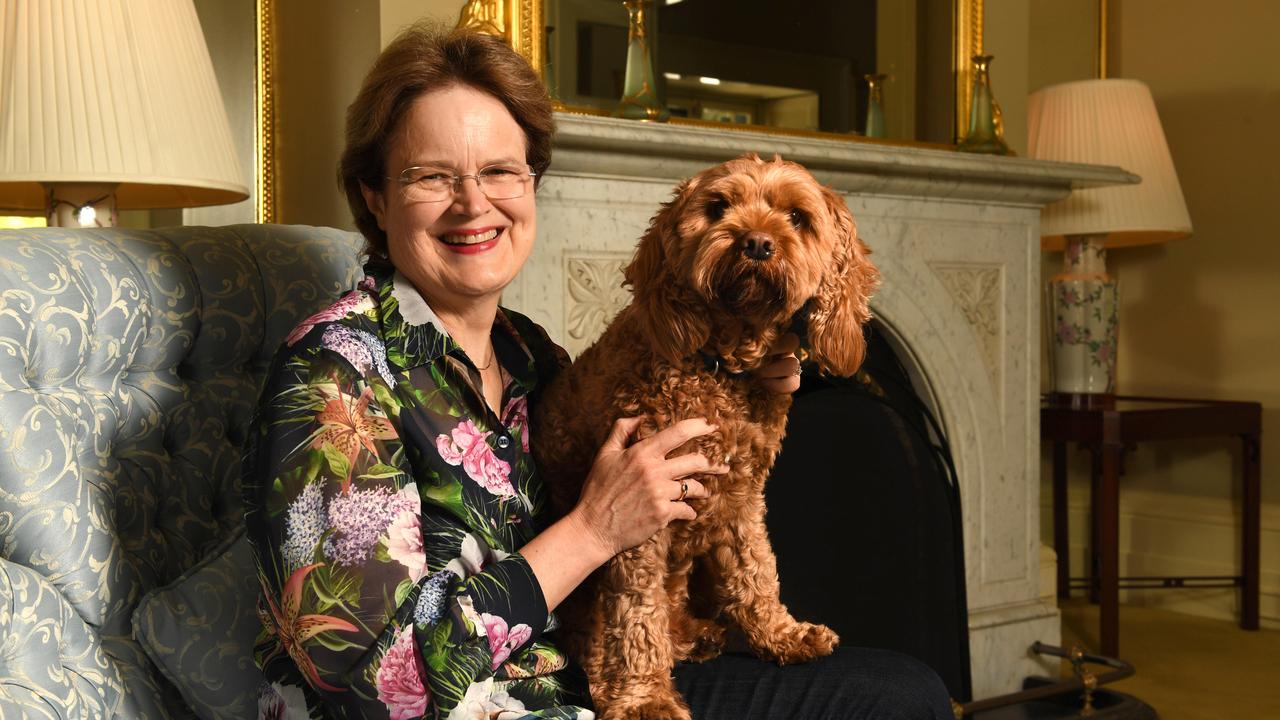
[244,269,590,719]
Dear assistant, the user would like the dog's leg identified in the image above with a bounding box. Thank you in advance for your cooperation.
[712,494,839,665]
[592,537,692,720]
[667,555,726,663]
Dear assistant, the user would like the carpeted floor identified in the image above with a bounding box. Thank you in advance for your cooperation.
[1058,600,1280,719]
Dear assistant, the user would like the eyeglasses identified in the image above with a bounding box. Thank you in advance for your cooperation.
[389,163,538,203]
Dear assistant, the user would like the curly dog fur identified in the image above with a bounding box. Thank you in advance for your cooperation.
[532,154,880,719]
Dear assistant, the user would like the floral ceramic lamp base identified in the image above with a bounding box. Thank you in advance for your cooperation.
[1049,235,1118,404]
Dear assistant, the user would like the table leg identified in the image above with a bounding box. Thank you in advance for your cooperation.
[1099,442,1122,658]
[1242,433,1261,631]
[1053,442,1069,600]
[1089,447,1102,604]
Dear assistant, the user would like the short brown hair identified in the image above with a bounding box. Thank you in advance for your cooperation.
[339,23,554,263]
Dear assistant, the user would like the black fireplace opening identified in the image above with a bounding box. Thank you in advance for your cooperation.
[767,320,972,702]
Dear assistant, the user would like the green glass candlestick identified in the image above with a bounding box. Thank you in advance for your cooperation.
[864,73,887,138]
[614,0,668,121]
[958,55,1011,154]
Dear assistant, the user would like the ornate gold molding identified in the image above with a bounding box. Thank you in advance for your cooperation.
[457,0,544,75]
[955,0,983,144]
[255,0,277,223]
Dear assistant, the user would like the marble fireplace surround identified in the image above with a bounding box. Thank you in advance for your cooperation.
[503,114,1135,698]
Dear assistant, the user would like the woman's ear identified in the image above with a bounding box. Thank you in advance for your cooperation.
[807,186,880,377]
[360,181,387,231]
[624,176,711,366]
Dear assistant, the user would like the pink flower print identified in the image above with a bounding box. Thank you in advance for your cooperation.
[386,484,426,582]
[502,395,530,452]
[286,288,372,346]
[480,613,533,670]
[1056,322,1079,344]
[1095,343,1114,365]
[435,420,515,498]
[376,625,430,720]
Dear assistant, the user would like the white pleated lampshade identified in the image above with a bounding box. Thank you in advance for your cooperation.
[1028,79,1192,251]
[0,0,248,212]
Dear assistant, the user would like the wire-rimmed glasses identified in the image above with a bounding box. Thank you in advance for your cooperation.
[389,163,537,203]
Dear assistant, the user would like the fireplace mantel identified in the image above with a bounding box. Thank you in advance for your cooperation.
[506,113,1135,698]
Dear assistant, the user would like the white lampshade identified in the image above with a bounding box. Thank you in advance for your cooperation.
[1028,79,1192,250]
[0,0,248,212]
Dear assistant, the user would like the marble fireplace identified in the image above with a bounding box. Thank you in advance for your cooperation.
[502,114,1133,698]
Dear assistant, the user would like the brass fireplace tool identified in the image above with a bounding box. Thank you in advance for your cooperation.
[954,642,1138,718]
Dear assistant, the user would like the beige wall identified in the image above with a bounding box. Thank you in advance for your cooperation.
[273,0,465,228]
[274,0,380,228]
[1014,0,1280,626]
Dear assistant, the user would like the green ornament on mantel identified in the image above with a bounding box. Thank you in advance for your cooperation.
[615,0,669,122]
[864,73,888,139]
[958,54,1011,155]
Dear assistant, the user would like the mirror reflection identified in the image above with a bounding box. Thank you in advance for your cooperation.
[546,0,955,144]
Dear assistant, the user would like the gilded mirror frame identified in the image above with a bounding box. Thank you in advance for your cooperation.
[457,0,983,145]
[256,0,277,222]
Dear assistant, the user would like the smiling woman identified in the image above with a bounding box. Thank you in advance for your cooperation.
[242,23,730,718]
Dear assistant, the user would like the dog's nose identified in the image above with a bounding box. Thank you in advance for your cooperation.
[741,232,775,261]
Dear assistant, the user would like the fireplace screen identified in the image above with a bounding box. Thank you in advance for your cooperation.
[767,321,972,701]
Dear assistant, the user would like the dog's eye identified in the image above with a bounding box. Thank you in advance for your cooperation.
[788,209,808,229]
[706,198,729,222]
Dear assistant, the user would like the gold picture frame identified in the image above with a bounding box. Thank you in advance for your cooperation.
[458,0,983,145]
[256,0,277,223]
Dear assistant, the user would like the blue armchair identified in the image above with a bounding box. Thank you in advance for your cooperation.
[0,225,364,718]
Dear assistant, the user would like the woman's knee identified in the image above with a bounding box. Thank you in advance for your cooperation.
[843,648,954,720]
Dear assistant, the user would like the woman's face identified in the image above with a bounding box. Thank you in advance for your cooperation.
[362,84,536,315]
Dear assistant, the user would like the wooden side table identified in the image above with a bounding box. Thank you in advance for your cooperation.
[1041,395,1262,657]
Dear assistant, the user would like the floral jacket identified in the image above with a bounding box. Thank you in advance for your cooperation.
[243,266,594,719]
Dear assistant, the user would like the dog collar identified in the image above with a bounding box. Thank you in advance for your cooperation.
[696,349,753,379]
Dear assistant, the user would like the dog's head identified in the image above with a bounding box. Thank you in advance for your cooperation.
[624,153,880,376]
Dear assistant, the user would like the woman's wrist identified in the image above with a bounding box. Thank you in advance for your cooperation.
[561,506,617,567]
[520,509,615,611]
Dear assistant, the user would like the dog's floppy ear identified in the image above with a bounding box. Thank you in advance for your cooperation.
[624,176,712,366]
[807,185,880,377]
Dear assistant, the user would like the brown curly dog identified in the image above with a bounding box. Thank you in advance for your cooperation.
[532,154,880,719]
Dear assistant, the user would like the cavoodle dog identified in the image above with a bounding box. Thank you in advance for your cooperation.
[533,154,880,719]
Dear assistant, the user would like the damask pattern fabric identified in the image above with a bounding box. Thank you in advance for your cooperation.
[0,557,123,718]
[133,529,263,720]
[243,268,594,719]
[0,225,364,718]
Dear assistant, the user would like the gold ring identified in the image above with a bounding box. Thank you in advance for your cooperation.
[793,365,803,376]
[677,480,689,502]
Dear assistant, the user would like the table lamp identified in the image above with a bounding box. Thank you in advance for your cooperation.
[0,0,248,227]
[1028,79,1192,405]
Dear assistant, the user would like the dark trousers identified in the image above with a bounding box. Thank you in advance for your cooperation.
[673,648,954,720]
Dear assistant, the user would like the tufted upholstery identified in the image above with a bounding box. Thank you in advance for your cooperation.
[0,225,364,718]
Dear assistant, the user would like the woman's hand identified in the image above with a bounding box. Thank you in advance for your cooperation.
[754,332,803,395]
[568,416,727,560]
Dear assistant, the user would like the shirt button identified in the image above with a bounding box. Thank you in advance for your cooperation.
[497,435,511,449]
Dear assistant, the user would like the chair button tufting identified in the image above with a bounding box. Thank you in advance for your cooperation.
[497,435,511,449]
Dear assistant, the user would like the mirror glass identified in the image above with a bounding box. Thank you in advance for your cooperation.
[545,0,957,144]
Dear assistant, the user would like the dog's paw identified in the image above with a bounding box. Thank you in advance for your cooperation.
[753,621,839,665]
[683,617,726,662]
[603,691,692,720]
